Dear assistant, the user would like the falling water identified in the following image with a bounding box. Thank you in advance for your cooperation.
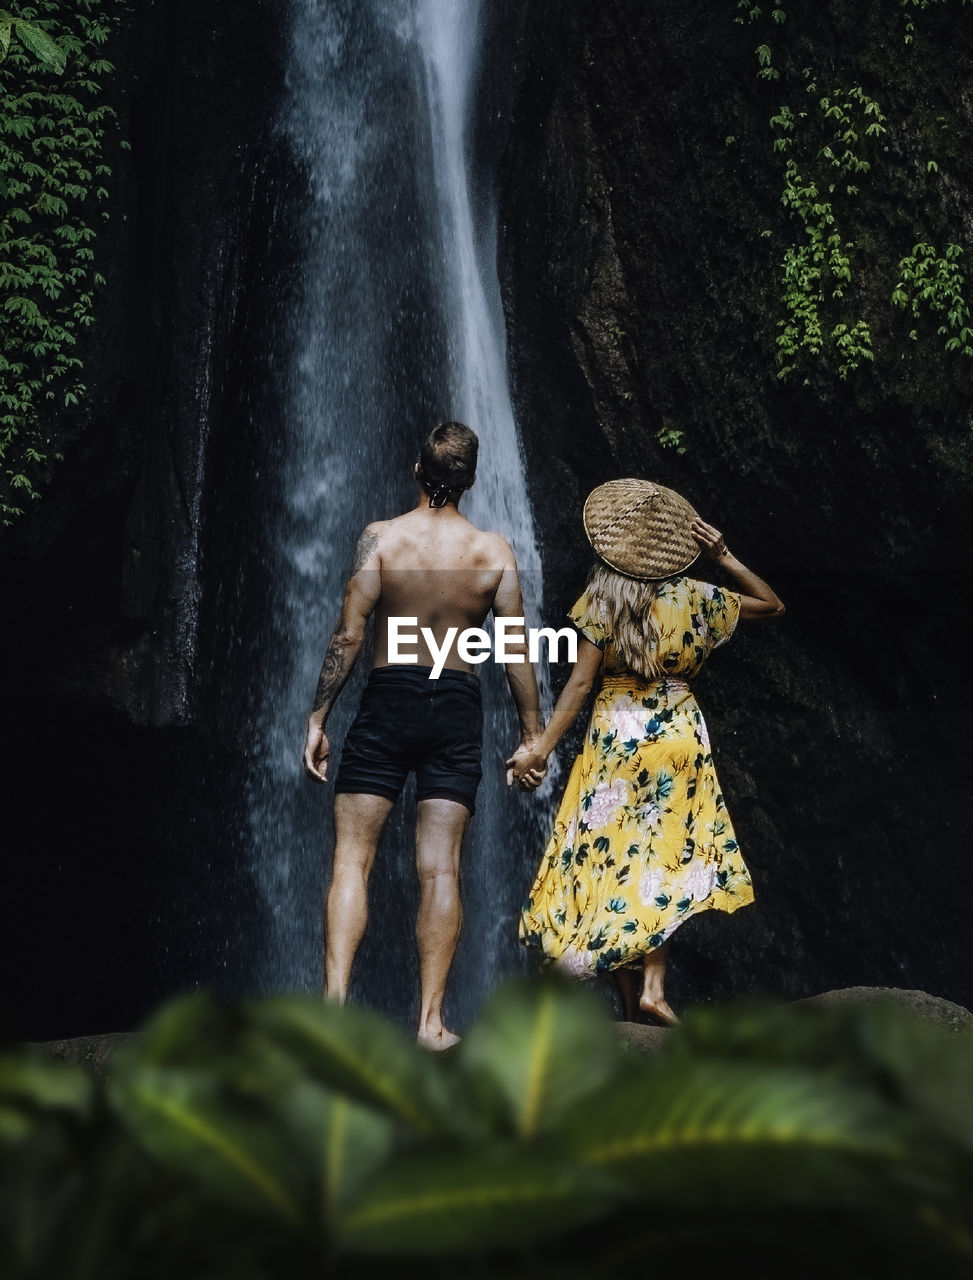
[243,0,552,1027]
[414,1,541,573]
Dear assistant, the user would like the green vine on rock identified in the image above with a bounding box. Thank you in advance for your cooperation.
[769,82,885,381]
[0,0,128,525]
[739,0,973,390]
[892,243,973,356]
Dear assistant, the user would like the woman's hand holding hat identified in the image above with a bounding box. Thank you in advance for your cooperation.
[691,517,729,561]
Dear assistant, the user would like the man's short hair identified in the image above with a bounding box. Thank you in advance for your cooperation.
[418,421,478,496]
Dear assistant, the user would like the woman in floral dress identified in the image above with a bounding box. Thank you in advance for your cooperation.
[511,481,784,1024]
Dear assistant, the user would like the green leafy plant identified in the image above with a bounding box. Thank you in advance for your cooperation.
[769,82,885,381]
[892,242,973,357]
[2,979,973,1277]
[0,0,128,524]
[755,41,778,80]
[0,8,65,71]
[740,2,972,390]
[656,422,686,454]
[734,1,763,23]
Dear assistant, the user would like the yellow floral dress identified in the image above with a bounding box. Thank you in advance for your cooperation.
[519,576,753,977]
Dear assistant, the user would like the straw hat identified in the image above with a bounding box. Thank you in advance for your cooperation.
[582,479,700,579]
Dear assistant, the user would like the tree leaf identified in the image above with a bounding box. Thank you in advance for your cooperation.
[276,1079,396,1221]
[108,1065,304,1224]
[852,1006,973,1157]
[455,975,622,1138]
[249,994,465,1137]
[13,18,65,72]
[337,1148,624,1254]
[0,1050,91,1130]
[569,1058,945,1209]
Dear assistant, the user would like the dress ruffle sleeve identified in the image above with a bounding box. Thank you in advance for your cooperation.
[694,581,742,650]
[568,589,609,650]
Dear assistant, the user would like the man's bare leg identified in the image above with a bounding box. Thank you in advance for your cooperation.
[324,792,395,1002]
[638,938,680,1025]
[415,797,468,1049]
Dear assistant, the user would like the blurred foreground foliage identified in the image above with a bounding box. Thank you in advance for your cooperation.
[2,978,973,1278]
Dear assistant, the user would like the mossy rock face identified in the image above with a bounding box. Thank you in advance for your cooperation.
[497,1,973,1011]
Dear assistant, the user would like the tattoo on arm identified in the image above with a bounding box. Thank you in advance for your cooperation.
[352,528,379,575]
[311,640,347,714]
[310,528,377,717]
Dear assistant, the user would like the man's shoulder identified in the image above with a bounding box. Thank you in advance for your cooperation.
[358,517,401,544]
[351,521,389,573]
[473,527,516,562]
[367,513,417,549]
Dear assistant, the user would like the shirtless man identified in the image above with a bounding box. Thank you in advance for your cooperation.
[302,422,544,1049]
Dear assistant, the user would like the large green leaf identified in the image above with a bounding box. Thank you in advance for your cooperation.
[668,1001,973,1175]
[337,1147,624,1255]
[275,1079,396,1222]
[569,1058,944,1208]
[0,1051,91,1140]
[107,1065,304,1224]
[853,1008,973,1158]
[455,976,622,1137]
[12,18,65,72]
[249,995,465,1137]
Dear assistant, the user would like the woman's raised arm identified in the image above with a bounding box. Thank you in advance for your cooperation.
[691,518,785,622]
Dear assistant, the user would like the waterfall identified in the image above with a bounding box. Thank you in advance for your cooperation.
[241,0,553,1027]
[414,1,541,577]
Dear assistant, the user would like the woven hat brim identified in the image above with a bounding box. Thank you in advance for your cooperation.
[583,480,701,580]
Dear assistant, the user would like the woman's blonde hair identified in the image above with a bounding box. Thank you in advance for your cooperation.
[586,561,662,678]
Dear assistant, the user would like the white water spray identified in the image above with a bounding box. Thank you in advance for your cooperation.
[244,0,552,1023]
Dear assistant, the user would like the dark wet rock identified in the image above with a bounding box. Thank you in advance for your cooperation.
[497,0,973,1018]
[792,985,973,1032]
[29,1031,137,1076]
[616,985,973,1054]
[616,1022,671,1055]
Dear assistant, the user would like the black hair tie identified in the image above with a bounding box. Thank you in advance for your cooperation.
[430,483,452,509]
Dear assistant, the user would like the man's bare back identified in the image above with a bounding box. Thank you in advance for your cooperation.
[363,506,518,673]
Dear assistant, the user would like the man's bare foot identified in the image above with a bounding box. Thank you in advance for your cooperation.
[417,1027,461,1051]
[638,995,680,1026]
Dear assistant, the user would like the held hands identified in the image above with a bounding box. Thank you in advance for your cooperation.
[303,717,331,783]
[506,735,548,791]
[691,517,729,561]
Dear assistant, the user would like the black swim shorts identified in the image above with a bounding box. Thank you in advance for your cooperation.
[334,665,483,814]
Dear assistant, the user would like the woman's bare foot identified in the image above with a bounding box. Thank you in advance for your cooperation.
[417,1026,461,1051]
[638,994,681,1026]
